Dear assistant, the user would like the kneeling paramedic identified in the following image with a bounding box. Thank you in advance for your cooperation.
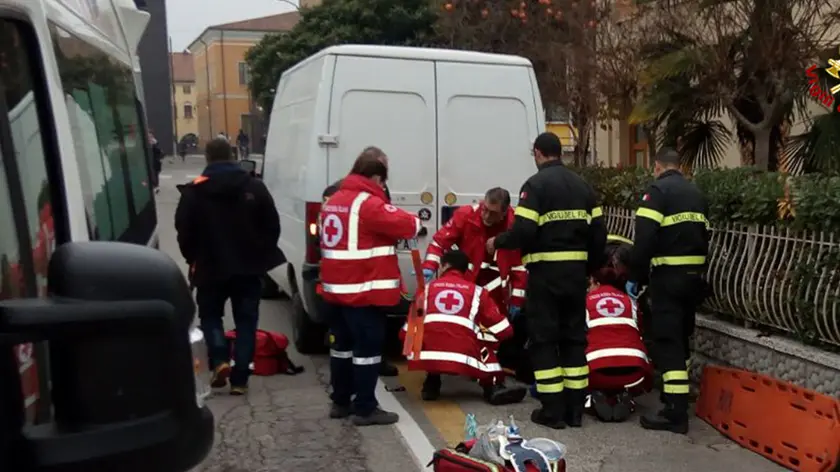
[488,132,607,429]
[421,187,528,377]
[401,250,527,405]
[319,147,424,426]
[626,147,710,434]
[585,238,653,423]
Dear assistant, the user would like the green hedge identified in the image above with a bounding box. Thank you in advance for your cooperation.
[574,166,840,233]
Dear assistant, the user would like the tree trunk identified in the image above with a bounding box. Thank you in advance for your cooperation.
[575,119,591,166]
[753,127,771,170]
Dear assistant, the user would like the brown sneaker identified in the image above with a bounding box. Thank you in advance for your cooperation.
[230,385,248,396]
[211,362,231,388]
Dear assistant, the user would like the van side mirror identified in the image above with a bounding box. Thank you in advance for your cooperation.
[239,159,259,178]
[1,242,213,472]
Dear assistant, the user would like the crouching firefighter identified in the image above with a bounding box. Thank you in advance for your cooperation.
[586,238,653,423]
[626,147,710,434]
[401,250,527,405]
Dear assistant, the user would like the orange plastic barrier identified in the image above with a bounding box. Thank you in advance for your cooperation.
[696,365,840,472]
[402,249,427,359]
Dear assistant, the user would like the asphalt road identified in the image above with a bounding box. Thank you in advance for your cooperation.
[157,156,419,472]
[159,155,784,472]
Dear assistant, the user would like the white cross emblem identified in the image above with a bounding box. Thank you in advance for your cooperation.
[434,289,465,315]
[321,214,343,248]
[596,297,626,317]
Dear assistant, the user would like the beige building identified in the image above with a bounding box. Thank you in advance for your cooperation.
[171,52,198,146]
[188,12,300,148]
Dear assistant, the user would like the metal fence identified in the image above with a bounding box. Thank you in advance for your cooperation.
[604,207,840,347]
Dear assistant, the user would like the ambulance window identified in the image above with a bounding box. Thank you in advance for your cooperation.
[0,18,56,425]
[1,20,56,298]
[51,24,156,244]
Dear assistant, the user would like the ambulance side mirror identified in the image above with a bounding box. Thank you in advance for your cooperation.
[0,242,213,471]
[240,159,259,178]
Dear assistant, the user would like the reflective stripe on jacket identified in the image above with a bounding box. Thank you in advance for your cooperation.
[630,169,710,283]
[399,270,513,380]
[319,175,421,307]
[585,286,649,371]
[422,203,527,307]
[494,160,607,288]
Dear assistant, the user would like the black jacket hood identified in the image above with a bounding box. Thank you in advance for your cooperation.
[195,165,251,197]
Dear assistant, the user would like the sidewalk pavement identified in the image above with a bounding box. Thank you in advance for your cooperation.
[390,366,787,472]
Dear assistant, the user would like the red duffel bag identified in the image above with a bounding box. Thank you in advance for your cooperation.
[225,329,304,376]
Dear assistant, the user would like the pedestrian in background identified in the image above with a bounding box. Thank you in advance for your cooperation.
[319,146,423,426]
[626,147,710,434]
[236,129,250,159]
[487,132,606,430]
[149,130,163,194]
[175,138,286,396]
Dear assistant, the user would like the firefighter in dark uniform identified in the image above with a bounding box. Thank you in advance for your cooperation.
[625,147,710,434]
[488,132,606,429]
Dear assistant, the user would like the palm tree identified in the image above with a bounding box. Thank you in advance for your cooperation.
[628,0,839,171]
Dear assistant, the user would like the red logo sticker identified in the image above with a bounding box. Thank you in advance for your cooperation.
[384,204,397,213]
[642,194,650,201]
[520,191,527,199]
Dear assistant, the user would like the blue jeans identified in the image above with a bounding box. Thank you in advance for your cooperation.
[196,275,261,386]
[328,304,385,416]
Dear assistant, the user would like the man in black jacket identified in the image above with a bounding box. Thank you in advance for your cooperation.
[175,138,286,395]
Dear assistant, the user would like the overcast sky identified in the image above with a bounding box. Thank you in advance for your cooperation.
[166,0,298,51]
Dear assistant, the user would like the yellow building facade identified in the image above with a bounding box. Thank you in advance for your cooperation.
[171,52,198,144]
[188,12,299,148]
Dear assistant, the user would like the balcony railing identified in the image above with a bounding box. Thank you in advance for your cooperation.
[604,207,840,346]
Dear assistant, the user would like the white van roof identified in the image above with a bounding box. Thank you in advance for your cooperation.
[285,44,532,76]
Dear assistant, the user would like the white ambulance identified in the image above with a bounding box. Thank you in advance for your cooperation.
[0,0,213,470]
[259,45,545,353]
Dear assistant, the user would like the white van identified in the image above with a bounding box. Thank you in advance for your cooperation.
[0,1,212,470]
[262,45,545,353]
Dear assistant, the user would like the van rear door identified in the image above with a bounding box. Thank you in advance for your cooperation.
[326,56,438,298]
[435,62,541,216]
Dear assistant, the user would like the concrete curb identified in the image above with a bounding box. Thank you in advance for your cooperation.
[692,313,840,397]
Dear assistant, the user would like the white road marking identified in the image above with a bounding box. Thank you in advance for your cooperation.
[376,381,435,471]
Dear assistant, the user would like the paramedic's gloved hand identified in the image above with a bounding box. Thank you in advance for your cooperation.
[625,281,640,299]
[508,305,521,320]
[422,269,434,284]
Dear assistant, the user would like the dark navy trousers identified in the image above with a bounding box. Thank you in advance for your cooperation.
[327,303,385,416]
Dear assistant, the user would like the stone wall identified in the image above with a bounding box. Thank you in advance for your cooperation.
[690,313,840,398]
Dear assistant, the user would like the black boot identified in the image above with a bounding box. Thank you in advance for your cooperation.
[530,395,566,430]
[564,389,586,428]
[612,391,634,423]
[421,374,441,401]
[483,383,527,406]
[379,360,399,377]
[590,391,614,422]
[640,396,689,434]
[531,406,566,430]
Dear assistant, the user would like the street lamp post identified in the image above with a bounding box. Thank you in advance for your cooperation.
[276,0,300,10]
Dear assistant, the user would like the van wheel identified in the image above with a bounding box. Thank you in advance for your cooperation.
[260,274,283,299]
[291,292,327,354]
